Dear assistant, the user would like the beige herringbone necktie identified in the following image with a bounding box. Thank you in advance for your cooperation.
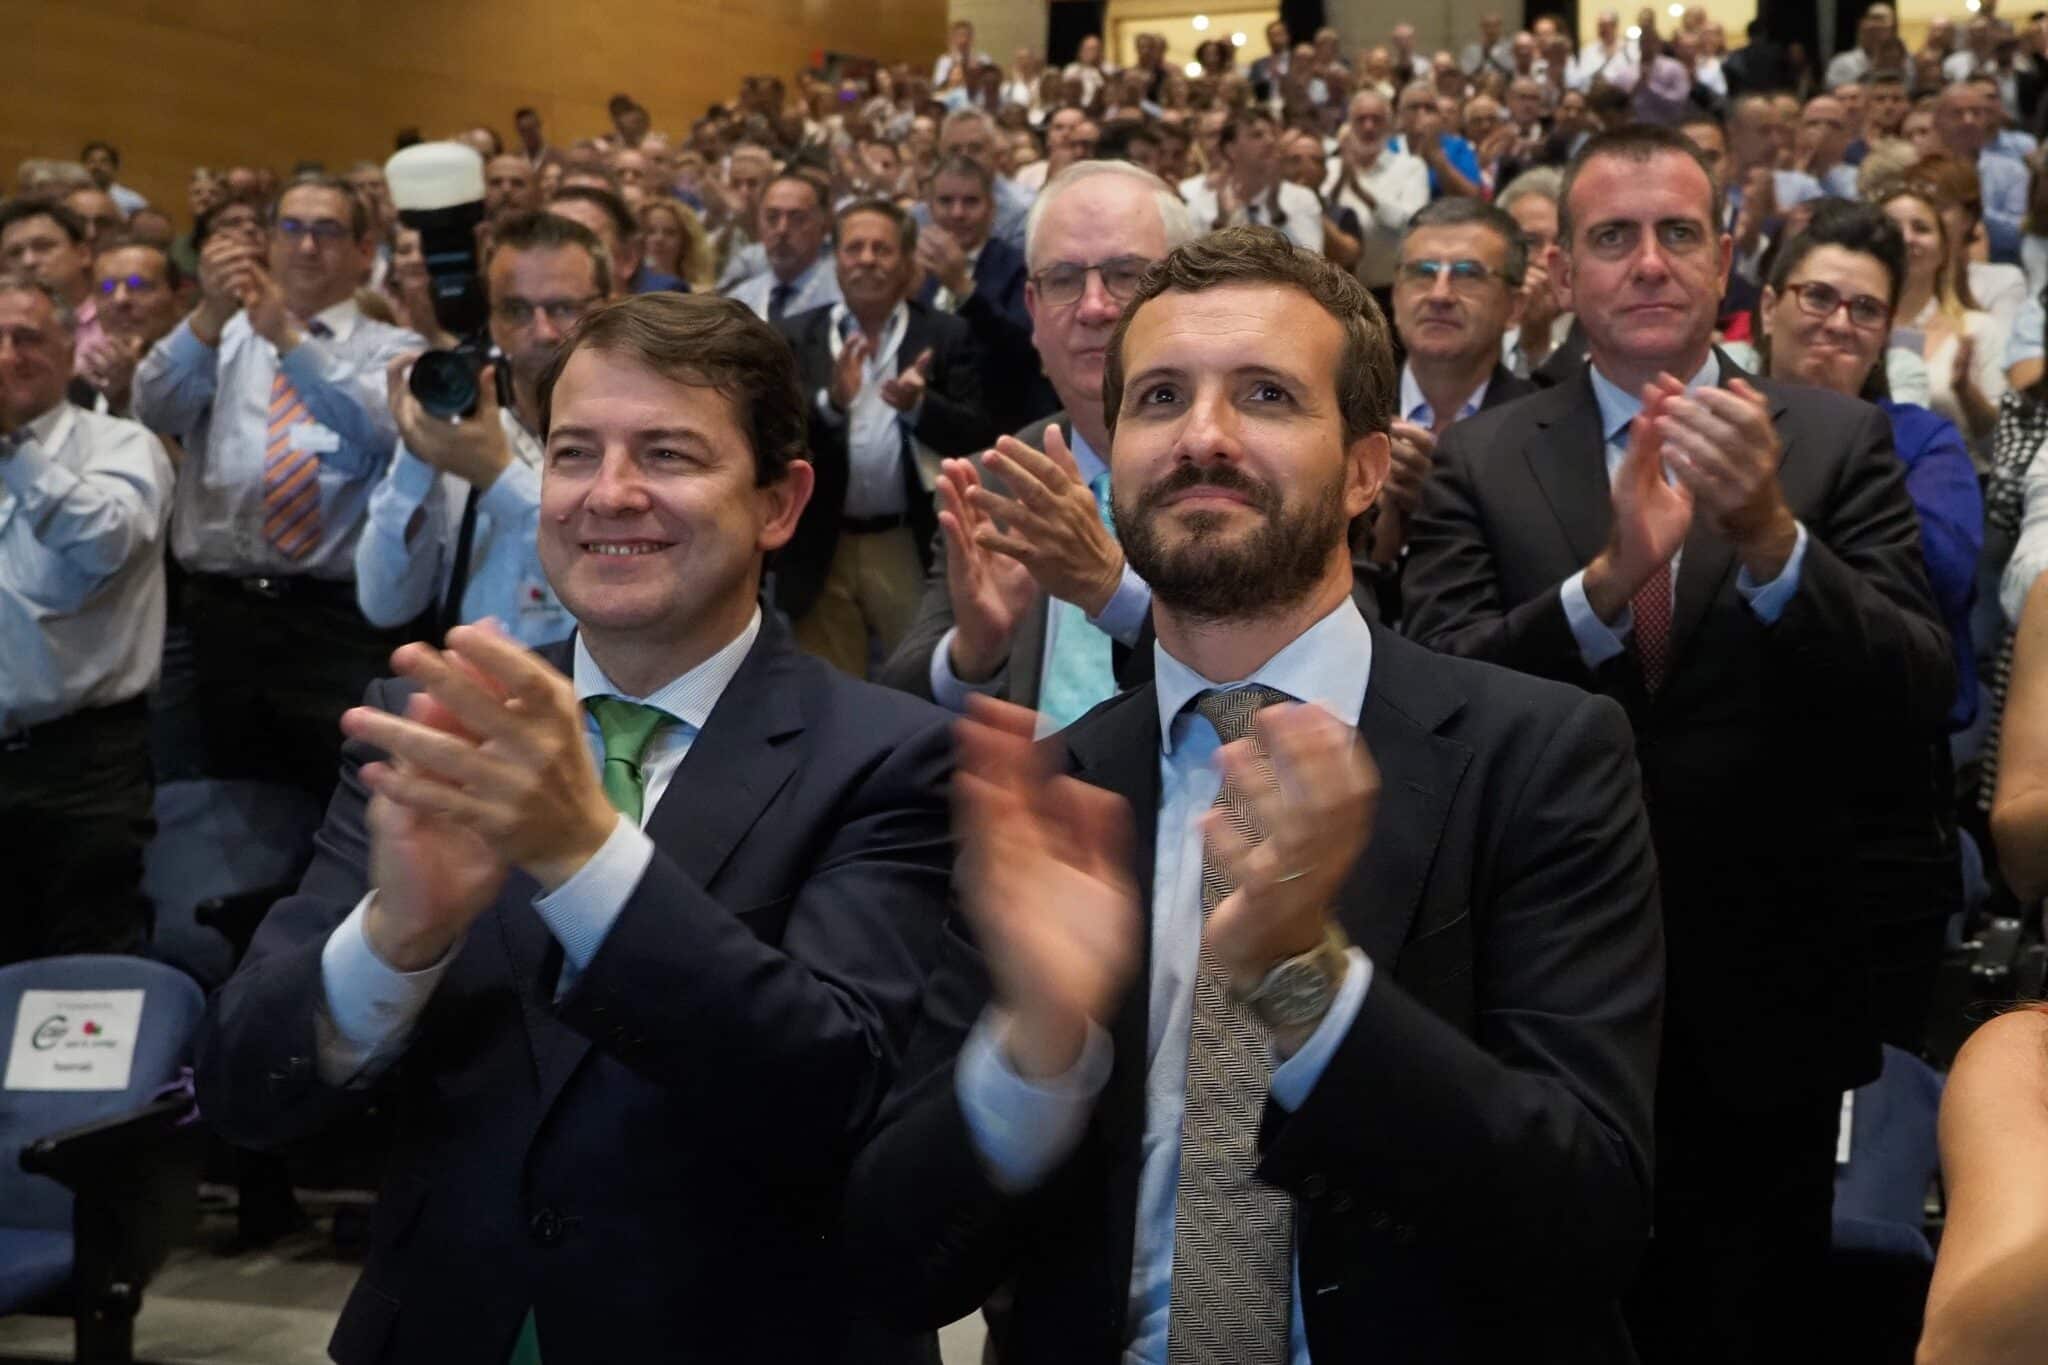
[1167,684,1293,1365]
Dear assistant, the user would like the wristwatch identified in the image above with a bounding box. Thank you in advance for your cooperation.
[1238,925,1351,1029]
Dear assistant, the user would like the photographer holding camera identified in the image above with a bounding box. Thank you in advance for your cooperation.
[355,212,611,647]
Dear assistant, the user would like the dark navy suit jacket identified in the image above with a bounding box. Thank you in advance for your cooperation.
[195,617,953,1363]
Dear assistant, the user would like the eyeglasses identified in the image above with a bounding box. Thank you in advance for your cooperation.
[274,218,354,246]
[492,296,604,326]
[1396,258,1509,290]
[1030,255,1154,306]
[1783,279,1890,330]
[95,274,161,297]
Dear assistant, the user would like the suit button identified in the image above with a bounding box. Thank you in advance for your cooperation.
[1331,1192,1354,1214]
[529,1208,565,1246]
[1368,1211,1394,1234]
[1394,1223,1417,1246]
[1301,1174,1328,1199]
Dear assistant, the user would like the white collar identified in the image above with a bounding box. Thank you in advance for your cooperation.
[570,606,763,731]
[1153,596,1373,755]
[1398,360,1492,425]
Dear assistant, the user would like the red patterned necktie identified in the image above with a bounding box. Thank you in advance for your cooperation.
[1631,559,1675,693]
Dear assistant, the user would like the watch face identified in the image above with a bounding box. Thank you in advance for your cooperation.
[1254,959,1335,1027]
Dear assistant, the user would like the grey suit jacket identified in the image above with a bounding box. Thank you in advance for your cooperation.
[875,411,1068,710]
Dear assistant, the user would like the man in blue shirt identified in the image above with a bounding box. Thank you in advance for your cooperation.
[848,227,1663,1363]
[1934,83,2028,261]
[356,212,609,646]
[1389,81,1485,200]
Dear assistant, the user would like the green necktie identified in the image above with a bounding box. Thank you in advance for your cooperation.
[585,696,672,824]
[508,1310,542,1365]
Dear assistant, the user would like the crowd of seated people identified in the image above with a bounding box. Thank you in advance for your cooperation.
[17,5,2048,1361]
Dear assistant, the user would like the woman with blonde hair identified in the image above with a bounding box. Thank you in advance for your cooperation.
[1881,183,2008,455]
[637,197,713,292]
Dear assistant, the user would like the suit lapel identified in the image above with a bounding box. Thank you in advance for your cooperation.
[517,625,808,1123]
[1524,374,1612,566]
[1058,690,1162,1326]
[898,303,933,376]
[1345,629,1473,970]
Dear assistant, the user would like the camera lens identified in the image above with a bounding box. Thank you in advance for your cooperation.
[409,349,481,421]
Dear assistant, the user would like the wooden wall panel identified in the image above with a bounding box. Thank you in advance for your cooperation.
[5,0,950,222]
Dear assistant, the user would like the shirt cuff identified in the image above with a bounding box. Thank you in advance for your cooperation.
[955,1008,1114,1193]
[276,334,338,392]
[0,433,78,509]
[314,893,458,1087]
[165,318,214,365]
[814,388,848,428]
[1086,563,1152,647]
[386,444,443,504]
[1560,569,1631,670]
[477,456,541,523]
[532,813,654,991]
[1269,948,1372,1112]
[930,627,1007,712]
[1733,522,1808,624]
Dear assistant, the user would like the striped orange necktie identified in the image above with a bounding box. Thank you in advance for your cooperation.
[263,365,323,560]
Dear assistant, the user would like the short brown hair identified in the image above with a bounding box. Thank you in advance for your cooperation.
[272,174,371,241]
[1558,125,1725,247]
[485,209,613,296]
[1101,225,1395,446]
[834,196,917,255]
[536,292,806,486]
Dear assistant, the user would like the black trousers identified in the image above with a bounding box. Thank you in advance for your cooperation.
[0,698,154,965]
[180,573,424,801]
[1625,1062,1843,1365]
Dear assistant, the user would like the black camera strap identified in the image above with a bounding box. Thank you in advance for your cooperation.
[440,486,482,638]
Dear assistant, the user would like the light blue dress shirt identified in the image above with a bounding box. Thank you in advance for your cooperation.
[1978,150,2030,263]
[0,402,173,735]
[131,300,423,579]
[956,597,1378,1365]
[1397,362,1491,430]
[1557,355,1809,669]
[312,611,763,1086]
[352,410,572,646]
[724,252,843,323]
[910,177,1032,253]
[930,427,1153,717]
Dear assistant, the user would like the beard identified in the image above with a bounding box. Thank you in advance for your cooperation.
[1115,460,1349,624]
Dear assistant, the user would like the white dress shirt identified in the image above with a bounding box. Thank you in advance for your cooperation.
[1322,151,1430,288]
[0,402,174,735]
[353,408,571,646]
[955,597,1378,1364]
[811,302,913,519]
[132,298,423,580]
[1180,179,1325,254]
[312,610,764,1086]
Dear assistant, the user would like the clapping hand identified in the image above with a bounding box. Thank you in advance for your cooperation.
[1200,703,1377,1004]
[1583,376,1696,621]
[341,622,620,896]
[878,348,934,413]
[1655,377,1797,579]
[938,458,1042,683]
[969,426,1126,616]
[954,695,1141,1079]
